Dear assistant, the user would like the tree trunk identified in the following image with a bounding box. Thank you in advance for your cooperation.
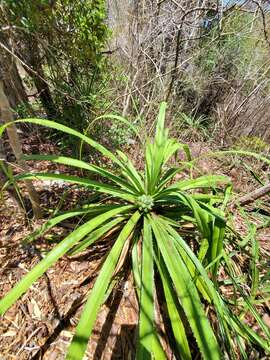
[3,60,29,110]
[0,136,25,212]
[24,37,58,119]
[0,75,42,219]
[0,33,30,110]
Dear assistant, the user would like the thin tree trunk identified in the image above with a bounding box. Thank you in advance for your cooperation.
[2,59,29,110]
[0,33,30,110]
[0,136,25,212]
[0,77,42,219]
[25,37,58,119]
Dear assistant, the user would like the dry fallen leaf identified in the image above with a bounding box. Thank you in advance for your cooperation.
[31,298,42,320]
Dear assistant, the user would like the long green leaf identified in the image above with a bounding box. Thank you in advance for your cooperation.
[23,154,137,193]
[137,217,166,359]
[0,119,121,166]
[210,217,225,280]
[0,205,133,315]
[69,216,125,255]
[157,167,180,191]
[150,215,221,360]
[163,221,270,353]
[132,236,142,299]
[166,175,230,192]
[23,205,119,243]
[223,253,270,340]
[117,150,145,193]
[158,215,212,302]
[155,254,192,360]
[145,102,168,194]
[155,101,167,143]
[10,173,136,202]
[250,235,259,300]
[66,211,141,360]
[169,192,226,274]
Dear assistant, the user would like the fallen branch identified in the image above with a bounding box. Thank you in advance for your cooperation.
[235,182,270,207]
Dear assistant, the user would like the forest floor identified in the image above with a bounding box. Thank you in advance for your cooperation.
[0,130,270,359]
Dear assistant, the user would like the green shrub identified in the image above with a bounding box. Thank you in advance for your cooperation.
[234,135,270,154]
[1,0,110,131]
[176,112,210,141]
[0,103,270,359]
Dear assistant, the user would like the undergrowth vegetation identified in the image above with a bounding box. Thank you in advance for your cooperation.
[0,103,270,359]
[0,0,110,131]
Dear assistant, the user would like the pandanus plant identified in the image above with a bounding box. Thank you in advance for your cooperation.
[1,103,270,359]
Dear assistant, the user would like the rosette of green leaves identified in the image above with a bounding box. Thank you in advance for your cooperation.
[1,103,269,359]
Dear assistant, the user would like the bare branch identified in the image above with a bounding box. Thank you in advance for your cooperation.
[235,183,270,207]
